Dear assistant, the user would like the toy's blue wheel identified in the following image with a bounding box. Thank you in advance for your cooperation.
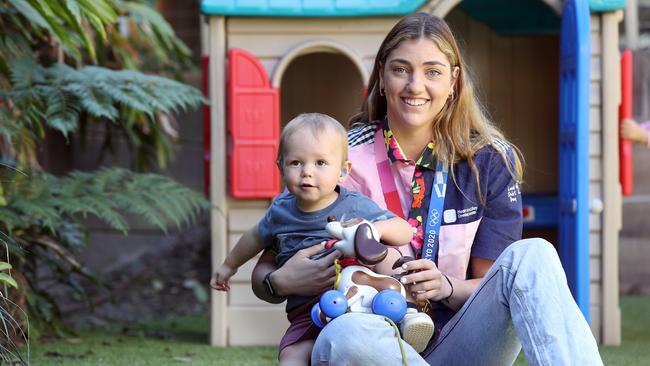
[319,290,348,319]
[311,303,325,328]
[372,290,406,322]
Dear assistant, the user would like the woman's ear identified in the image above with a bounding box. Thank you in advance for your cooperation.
[452,66,460,79]
[450,66,460,95]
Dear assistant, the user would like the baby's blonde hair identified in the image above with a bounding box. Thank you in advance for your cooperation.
[277,113,348,167]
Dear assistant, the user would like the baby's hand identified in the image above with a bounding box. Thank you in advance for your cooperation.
[210,263,237,291]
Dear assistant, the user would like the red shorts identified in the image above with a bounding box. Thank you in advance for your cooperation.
[278,297,321,354]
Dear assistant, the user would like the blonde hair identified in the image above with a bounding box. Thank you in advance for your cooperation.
[350,13,523,201]
[277,113,348,166]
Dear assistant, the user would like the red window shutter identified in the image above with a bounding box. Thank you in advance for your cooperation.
[228,48,281,198]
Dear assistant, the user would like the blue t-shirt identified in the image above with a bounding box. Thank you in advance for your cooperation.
[347,121,523,332]
[258,185,395,311]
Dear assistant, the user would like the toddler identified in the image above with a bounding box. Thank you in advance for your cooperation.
[211,113,432,365]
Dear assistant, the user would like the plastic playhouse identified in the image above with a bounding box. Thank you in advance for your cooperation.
[200,0,627,346]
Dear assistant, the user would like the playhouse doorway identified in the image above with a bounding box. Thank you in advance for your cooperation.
[280,52,364,129]
[445,2,561,243]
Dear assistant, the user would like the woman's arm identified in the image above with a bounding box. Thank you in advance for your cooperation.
[374,217,414,246]
[252,244,341,303]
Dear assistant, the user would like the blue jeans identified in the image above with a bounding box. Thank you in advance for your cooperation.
[311,238,603,365]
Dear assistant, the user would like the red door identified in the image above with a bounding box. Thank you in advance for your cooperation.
[228,48,280,198]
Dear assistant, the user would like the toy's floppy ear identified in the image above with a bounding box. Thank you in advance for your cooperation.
[354,223,387,265]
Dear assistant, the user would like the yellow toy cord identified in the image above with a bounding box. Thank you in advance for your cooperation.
[333,259,342,289]
[383,316,408,366]
[330,260,407,365]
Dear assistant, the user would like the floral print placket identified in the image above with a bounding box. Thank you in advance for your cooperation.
[382,120,436,258]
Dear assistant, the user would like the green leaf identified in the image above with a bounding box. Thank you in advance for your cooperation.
[8,0,53,34]
[0,273,18,288]
[76,0,117,23]
[65,0,82,24]
[0,261,12,271]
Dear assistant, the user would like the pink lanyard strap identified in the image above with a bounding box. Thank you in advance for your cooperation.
[373,128,404,219]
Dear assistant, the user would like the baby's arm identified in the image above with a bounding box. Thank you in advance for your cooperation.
[211,224,266,291]
[374,217,414,246]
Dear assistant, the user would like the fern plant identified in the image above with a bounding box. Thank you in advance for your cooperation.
[0,0,210,340]
[1,240,28,365]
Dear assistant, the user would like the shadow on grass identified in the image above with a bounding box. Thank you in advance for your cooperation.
[119,316,210,344]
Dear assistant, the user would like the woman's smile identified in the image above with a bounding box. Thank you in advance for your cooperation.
[402,97,430,107]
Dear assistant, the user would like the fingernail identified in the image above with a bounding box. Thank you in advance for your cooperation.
[400,277,407,284]
[402,264,408,270]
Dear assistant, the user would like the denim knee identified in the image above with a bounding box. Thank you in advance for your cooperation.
[506,238,562,268]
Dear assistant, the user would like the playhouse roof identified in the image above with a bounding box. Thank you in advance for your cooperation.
[200,0,428,17]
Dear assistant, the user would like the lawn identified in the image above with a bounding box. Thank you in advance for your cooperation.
[25,296,650,365]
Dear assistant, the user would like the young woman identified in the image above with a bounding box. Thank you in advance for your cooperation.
[252,13,603,365]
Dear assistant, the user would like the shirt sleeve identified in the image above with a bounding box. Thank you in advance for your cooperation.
[345,192,396,223]
[471,147,523,261]
[257,197,285,249]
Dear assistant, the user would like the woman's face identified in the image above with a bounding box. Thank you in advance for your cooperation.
[380,38,457,134]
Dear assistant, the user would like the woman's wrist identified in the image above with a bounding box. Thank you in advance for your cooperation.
[263,270,285,299]
[269,266,289,297]
[441,274,454,302]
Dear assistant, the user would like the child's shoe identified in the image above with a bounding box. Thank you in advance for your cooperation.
[399,310,434,353]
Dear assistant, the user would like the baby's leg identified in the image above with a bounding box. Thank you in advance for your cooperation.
[279,340,315,366]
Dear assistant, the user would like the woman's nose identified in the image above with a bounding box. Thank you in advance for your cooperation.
[407,73,424,93]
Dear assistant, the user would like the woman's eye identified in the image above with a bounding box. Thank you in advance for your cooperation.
[426,69,441,78]
[392,66,407,74]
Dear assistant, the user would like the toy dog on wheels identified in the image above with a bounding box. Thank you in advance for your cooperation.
[310,217,434,353]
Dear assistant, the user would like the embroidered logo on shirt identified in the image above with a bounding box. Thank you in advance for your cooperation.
[457,206,478,219]
[507,183,521,203]
[443,209,457,223]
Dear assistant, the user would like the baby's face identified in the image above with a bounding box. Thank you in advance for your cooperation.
[281,127,346,212]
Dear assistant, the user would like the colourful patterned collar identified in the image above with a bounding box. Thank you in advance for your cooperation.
[382,119,435,169]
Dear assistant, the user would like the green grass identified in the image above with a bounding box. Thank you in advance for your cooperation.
[26,296,650,365]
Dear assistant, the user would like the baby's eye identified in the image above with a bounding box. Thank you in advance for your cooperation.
[288,160,301,167]
[316,160,328,166]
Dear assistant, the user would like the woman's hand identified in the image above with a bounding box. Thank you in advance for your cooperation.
[252,244,341,303]
[398,259,451,302]
[272,244,341,297]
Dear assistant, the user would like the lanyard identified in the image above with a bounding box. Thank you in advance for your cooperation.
[373,128,405,219]
[422,161,448,263]
[373,131,448,262]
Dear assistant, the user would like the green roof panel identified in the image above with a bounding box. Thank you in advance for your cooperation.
[461,0,561,35]
[200,0,428,17]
